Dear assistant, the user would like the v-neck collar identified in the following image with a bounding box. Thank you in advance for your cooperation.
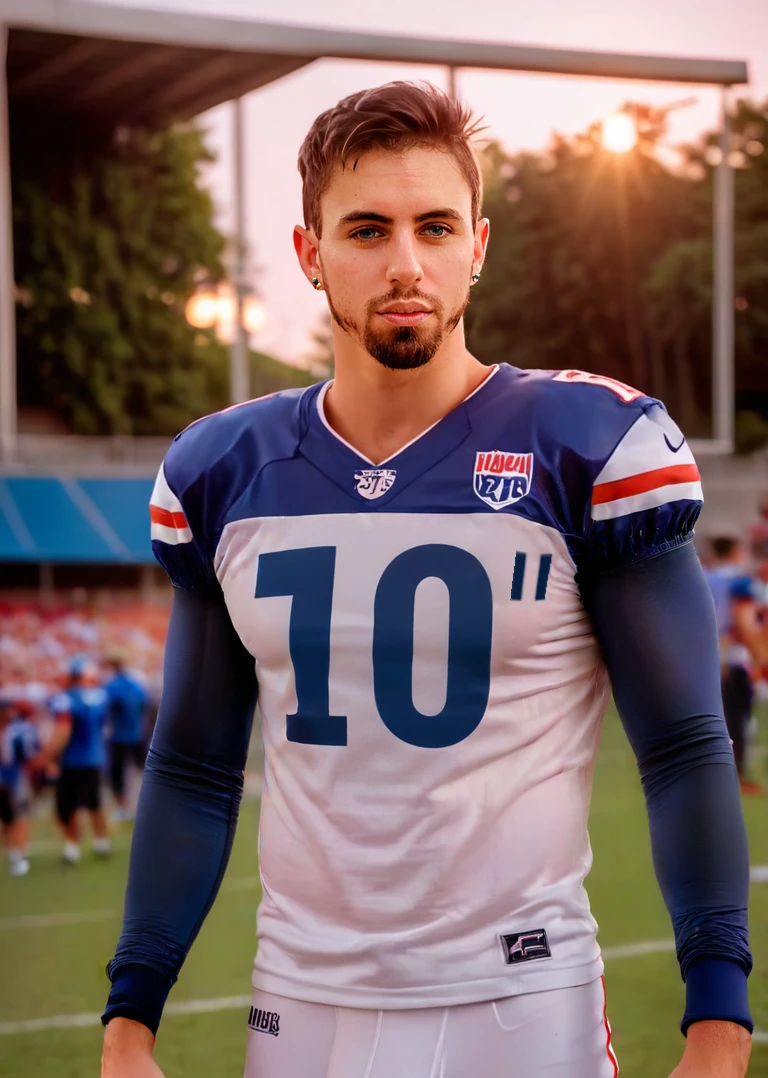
[299,366,499,508]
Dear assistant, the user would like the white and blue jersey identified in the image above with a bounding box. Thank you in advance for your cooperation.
[150,363,703,1010]
[106,672,148,745]
[50,686,109,770]
[0,718,38,793]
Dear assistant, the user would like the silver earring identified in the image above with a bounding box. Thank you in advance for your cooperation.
[471,273,481,284]
[311,277,321,289]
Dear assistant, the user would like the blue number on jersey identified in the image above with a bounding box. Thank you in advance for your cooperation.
[256,544,501,749]
[255,546,348,746]
[372,544,492,748]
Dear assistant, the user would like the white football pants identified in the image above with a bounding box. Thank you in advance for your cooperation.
[244,977,619,1078]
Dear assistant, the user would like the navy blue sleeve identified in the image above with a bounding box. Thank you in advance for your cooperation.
[102,587,258,1035]
[581,541,752,1034]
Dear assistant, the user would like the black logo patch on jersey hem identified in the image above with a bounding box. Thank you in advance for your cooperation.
[248,1006,280,1036]
[500,929,551,965]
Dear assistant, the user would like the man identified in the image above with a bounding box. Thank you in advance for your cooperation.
[0,695,37,877]
[704,536,767,792]
[102,83,751,1078]
[104,654,148,821]
[39,656,112,863]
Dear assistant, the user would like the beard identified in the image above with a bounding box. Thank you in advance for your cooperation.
[326,285,469,371]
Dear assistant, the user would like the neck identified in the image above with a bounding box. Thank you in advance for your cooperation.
[323,325,489,465]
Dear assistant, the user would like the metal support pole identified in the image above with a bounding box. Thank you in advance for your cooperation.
[712,86,734,451]
[0,24,17,462]
[230,96,249,404]
[447,66,458,101]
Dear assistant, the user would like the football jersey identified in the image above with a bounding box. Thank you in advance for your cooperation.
[50,686,109,769]
[0,717,38,791]
[106,672,148,745]
[704,564,758,667]
[150,363,703,1010]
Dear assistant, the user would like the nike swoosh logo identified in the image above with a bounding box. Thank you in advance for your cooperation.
[664,434,685,453]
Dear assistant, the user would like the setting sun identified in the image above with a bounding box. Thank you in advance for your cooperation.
[602,111,638,154]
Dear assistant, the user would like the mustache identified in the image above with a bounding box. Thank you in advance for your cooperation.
[367,288,440,313]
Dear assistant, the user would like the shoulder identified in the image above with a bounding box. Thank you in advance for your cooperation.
[161,386,317,501]
[494,367,702,570]
[151,385,320,548]
[497,365,662,465]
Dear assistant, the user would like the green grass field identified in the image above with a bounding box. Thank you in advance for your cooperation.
[1,707,766,1078]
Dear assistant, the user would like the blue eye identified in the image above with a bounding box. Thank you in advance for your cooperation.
[423,224,449,238]
[351,227,381,241]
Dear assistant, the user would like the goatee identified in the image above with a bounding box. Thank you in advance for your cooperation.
[327,287,469,372]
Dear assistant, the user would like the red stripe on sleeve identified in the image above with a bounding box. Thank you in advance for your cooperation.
[592,463,700,506]
[150,504,189,529]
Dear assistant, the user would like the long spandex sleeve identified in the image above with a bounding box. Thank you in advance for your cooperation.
[582,540,752,1033]
[104,544,751,1037]
[102,587,258,1035]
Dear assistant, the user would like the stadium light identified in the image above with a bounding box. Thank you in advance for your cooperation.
[184,290,219,330]
[185,283,266,343]
[602,111,638,154]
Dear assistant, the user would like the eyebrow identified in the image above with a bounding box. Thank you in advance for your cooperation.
[337,208,464,227]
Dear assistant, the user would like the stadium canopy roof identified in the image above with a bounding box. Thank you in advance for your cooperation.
[0,1,751,481]
[0,475,155,562]
[0,0,750,125]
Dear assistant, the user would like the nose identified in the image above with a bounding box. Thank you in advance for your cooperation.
[386,230,423,290]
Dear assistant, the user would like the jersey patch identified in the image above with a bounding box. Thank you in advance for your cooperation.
[354,468,397,500]
[500,929,551,964]
[473,451,534,510]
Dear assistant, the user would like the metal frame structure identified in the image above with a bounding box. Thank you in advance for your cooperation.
[0,1,750,458]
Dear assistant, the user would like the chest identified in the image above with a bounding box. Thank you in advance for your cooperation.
[216,512,593,746]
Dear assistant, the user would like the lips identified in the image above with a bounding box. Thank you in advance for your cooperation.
[378,311,432,326]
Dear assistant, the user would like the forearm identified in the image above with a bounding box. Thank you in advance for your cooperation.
[584,542,752,1033]
[103,745,244,1032]
[102,587,258,1036]
[644,756,751,1031]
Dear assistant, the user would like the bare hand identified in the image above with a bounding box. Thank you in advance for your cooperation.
[669,1021,751,1078]
[101,1018,164,1078]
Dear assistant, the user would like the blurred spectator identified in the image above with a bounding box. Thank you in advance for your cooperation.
[35,656,112,863]
[104,653,149,822]
[0,695,38,876]
[703,537,768,793]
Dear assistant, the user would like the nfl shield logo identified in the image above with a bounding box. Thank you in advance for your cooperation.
[473,451,534,510]
[354,469,397,500]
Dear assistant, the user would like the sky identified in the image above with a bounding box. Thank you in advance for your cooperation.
[111,0,768,363]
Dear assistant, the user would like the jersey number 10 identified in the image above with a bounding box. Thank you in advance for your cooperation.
[256,543,497,750]
[256,543,551,750]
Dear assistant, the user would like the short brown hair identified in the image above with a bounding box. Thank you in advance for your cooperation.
[298,81,484,235]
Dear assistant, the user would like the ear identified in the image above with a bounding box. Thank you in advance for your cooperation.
[473,217,490,277]
[294,224,322,286]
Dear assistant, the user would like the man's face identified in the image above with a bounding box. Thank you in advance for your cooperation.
[301,146,488,371]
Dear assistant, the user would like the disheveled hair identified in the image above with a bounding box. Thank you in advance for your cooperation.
[298,81,485,236]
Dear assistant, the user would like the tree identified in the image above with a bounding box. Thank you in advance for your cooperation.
[249,349,318,397]
[661,99,768,445]
[11,106,231,434]
[466,100,768,445]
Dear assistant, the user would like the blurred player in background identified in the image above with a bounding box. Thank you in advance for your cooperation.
[102,83,752,1078]
[105,653,148,822]
[35,655,112,863]
[0,695,38,877]
[704,536,768,793]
